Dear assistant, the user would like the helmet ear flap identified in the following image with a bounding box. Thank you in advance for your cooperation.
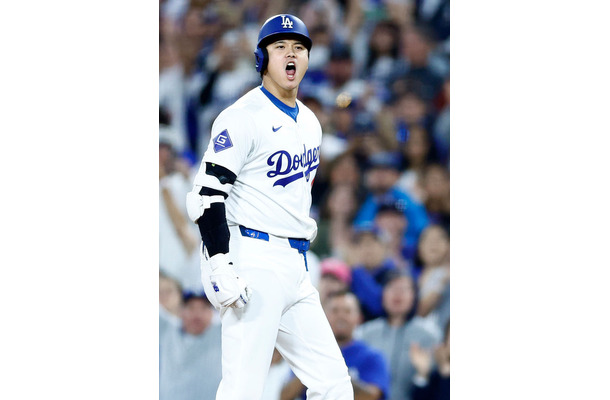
[254,47,268,74]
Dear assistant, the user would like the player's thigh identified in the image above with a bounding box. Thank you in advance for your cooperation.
[216,267,287,399]
[275,292,351,393]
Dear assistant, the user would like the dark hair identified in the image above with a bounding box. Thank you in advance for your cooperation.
[324,289,360,309]
[382,271,419,322]
[408,22,439,44]
[326,289,352,301]
[365,20,401,71]
[182,290,212,306]
[301,95,322,109]
[399,125,441,169]
[414,223,450,268]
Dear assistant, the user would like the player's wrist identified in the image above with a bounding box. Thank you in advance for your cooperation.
[209,253,230,271]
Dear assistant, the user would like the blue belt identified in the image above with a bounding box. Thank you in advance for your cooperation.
[238,225,310,270]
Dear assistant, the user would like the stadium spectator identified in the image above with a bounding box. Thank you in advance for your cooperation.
[313,183,360,259]
[302,23,333,83]
[358,273,439,400]
[353,151,430,251]
[421,165,450,233]
[373,197,417,273]
[281,291,390,400]
[349,228,399,321]
[392,89,436,139]
[431,77,450,165]
[326,152,363,190]
[317,257,352,305]
[363,20,402,92]
[415,225,450,338]
[159,126,202,289]
[413,0,450,42]
[392,23,447,103]
[311,152,364,258]
[196,28,260,156]
[159,291,222,400]
[348,115,396,169]
[159,5,215,160]
[396,125,435,203]
[159,270,183,317]
[314,42,381,115]
[410,321,450,400]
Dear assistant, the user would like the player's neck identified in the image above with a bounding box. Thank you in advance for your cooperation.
[261,78,298,107]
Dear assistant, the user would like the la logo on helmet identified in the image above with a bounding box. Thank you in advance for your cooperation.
[281,16,293,28]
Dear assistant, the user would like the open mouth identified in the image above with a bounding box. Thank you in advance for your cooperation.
[286,62,296,80]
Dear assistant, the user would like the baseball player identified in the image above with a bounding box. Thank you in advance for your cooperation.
[185,14,354,400]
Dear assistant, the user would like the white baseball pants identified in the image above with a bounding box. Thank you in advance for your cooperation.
[200,225,353,400]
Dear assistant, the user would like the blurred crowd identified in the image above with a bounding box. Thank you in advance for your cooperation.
[159,0,449,399]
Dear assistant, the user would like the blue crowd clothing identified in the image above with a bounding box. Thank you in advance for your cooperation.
[353,188,430,249]
[296,339,391,400]
[342,340,392,400]
[350,259,399,321]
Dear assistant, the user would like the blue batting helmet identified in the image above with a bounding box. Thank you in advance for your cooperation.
[254,14,312,73]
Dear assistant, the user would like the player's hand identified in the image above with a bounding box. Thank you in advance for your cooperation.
[208,253,252,309]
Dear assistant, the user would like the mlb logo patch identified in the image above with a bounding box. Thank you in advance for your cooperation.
[213,129,233,153]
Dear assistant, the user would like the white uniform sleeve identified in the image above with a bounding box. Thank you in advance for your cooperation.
[200,108,256,177]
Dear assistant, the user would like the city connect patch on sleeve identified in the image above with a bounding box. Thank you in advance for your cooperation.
[213,129,233,153]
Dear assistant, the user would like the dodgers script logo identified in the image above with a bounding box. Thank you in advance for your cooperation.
[267,144,320,187]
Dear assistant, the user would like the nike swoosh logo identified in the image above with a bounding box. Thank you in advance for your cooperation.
[272,126,282,132]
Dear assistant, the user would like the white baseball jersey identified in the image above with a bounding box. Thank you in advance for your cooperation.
[196,85,353,400]
[194,86,322,240]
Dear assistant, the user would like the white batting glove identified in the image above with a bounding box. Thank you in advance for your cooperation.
[209,253,252,309]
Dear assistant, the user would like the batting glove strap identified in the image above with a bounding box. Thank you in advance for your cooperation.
[208,254,252,308]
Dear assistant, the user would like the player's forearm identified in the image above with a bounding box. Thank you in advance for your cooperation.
[280,376,306,400]
[196,201,230,257]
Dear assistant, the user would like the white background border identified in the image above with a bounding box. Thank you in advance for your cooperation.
[2,1,610,399]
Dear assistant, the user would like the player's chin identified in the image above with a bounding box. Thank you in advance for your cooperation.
[285,72,304,86]
[281,79,300,91]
